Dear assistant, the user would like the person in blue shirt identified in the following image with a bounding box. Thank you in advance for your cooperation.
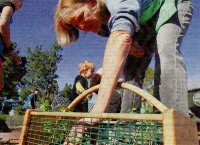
[90,67,124,113]
[23,89,39,110]
[0,0,24,91]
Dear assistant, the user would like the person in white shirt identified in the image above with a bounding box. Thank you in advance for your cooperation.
[90,67,124,113]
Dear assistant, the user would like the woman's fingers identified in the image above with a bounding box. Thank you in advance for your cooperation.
[64,118,102,145]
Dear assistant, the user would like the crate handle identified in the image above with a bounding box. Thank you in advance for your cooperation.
[65,82,168,113]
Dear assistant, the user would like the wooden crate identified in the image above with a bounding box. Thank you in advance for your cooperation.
[19,83,199,145]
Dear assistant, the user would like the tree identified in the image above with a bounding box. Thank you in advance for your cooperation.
[143,67,154,95]
[0,42,27,114]
[59,83,72,98]
[19,43,63,102]
[141,67,154,114]
[0,43,27,99]
[1,101,12,115]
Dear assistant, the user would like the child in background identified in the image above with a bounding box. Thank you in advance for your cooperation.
[70,61,95,112]
[0,0,24,91]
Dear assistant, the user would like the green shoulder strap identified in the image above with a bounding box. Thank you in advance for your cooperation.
[139,0,177,32]
[139,0,164,24]
[155,0,177,31]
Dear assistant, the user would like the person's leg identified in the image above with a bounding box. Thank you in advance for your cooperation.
[121,51,154,113]
[121,56,143,113]
[154,0,193,117]
[106,90,121,113]
[121,82,141,113]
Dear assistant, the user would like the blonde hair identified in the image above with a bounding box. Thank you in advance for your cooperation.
[78,61,95,74]
[54,0,105,46]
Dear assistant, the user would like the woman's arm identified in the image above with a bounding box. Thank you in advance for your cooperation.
[91,30,132,113]
[0,6,13,47]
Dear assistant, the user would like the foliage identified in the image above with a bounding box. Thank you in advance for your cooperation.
[0,42,27,99]
[1,101,12,114]
[0,97,16,115]
[143,67,154,95]
[0,114,7,121]
[13,105,25,115]
[38,99,52,112]
[59,83,72,98]
[57,105,66,112]
[19,42,63,102]
[0,42,27,114]
[43,120,66,143]
[131,121,163,145]
[0,97,3,110]
[0,114,9,132]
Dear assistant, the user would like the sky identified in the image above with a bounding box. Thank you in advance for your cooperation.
[10,0,200,92]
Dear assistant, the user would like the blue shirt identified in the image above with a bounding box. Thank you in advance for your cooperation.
[23,93,35,109]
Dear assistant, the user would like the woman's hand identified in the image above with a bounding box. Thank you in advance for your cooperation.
[63,118,101,145]
[129,41,145,58]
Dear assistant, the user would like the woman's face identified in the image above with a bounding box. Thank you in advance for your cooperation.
[70,4,102,33]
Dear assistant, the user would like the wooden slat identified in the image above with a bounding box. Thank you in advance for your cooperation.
[0,132,20,139]
[65,83,168,113]
[30,112,163,121]
[163,109,199,145]
[19,109,39,145]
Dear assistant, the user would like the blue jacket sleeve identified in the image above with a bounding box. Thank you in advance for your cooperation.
[105,0,140,35]
[23,93,34,109]
[27,93,34,102]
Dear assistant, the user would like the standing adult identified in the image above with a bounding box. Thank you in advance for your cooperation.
[90,67,124,113]
[55,0,193,119]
